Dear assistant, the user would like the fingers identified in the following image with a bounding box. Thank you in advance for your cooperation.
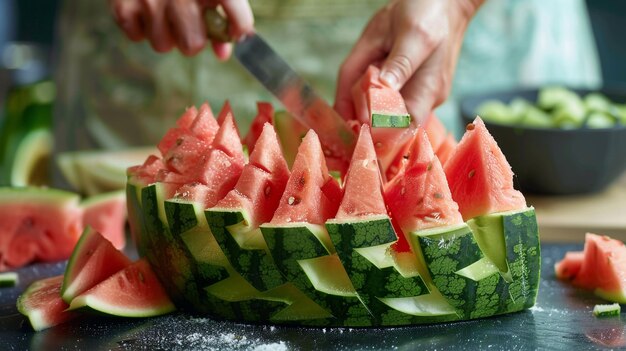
[167,0,207,55]
[110,0,146,41]
[218,0,255,40]
[141,0,176,52]
[400,46,449,124]
[210,41,233,61]
[334,11,389,121]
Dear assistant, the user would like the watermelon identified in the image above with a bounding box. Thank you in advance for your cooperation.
[17,275,79,331]
[273,111,308,168]
[61,228,132,303]
[68,259,176,317]
[127,102,540,326]
[352,65,416,175]
[0,187,83,271]
[0,271,18,287]
[81,190,127,249]
[554,251,583,280]
[444,117,526,221]
[593,303,621,317]
[556,233,626,303]
[243,102,274,154]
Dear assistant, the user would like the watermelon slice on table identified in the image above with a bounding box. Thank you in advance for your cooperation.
[61,228,132,303]
[81,190,127,249]
[554,251,584,280]
[68,259,176,317]
[444,117,526,221]
[243,102,274,155]
[17,275,79,331]
[570,233,626,303]
[0,187,83,271]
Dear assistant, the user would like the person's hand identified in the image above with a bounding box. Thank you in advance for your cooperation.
[109,0,254,60]
[334,0,484,124]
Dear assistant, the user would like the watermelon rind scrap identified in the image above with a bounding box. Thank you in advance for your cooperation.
[593,303,621,318]
[0,272,18,287]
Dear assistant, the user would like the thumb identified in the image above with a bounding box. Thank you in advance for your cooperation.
[379,27,438,91]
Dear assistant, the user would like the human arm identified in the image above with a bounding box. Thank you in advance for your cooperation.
[334,0,485,123]
[109,0,254,59]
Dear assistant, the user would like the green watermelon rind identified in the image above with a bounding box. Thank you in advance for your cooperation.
[371,113,411,128]
[130,181,541,326]
[0,272,18,287]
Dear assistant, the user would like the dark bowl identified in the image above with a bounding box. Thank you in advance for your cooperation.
[460,88,626,195]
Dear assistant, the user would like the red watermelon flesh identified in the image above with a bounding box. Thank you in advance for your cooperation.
[572,233,626,302]
[214,123,290,227]
[424,113,446,152]
[190,102,219,143]
[335,124,387,219]
[157,106,197,154]
[127,155,164,186]
[173,182,212,207]
[352,65,415,175]
[216,100,242,137]
[444,117,526,221]
[61,229,132,303]
[243,102,274,155]
[194,112,246,207]
[385,128,463,249]
[17,275,79,331]
[271,130,341,225]
[162,132,209,175]
[81,191,127,250]
[1,192,83,271]
[435,134,456,166]
[69,259,175,317]
[554,251,584,280]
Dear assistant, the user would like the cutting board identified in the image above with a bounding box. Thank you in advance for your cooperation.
[527,173,626,242]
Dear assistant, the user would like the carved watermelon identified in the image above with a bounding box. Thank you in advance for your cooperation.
[126,103,540,326]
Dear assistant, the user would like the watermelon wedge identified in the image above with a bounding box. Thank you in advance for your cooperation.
[243,102,274,155]
[81,190,127,249]
[0,187,83,271]
[17,275,79,331]
[68,259,175,317]
[569,233,626,303]
[444,117,526,221]
[61,228,132,303]
[351,65,415,175]
[554,251,584,280]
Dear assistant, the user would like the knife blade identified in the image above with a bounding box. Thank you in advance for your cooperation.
[204,9,356,164]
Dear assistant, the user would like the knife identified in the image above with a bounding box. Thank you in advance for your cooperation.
[204,9,356,164]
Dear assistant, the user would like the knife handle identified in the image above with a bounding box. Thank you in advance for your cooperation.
[204,8,231,42]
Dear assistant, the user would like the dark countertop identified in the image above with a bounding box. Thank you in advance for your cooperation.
[1,243,624,351]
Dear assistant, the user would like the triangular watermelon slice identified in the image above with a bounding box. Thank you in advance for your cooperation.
[17,275,79,331]
[61,228,132,303]
[189,102,219,144]
[385,128,463,251]
[127,155,164,186]
[335,124,386,219]
[243,102,274,155]
[68,259,175,317]
[216,100,242,137]
[271,130,341,225]
[555,251,584,280]
[190,112,246,208]
[81,190,127,250]
[157,106,197,155]
[213,122,290,227]
[444,117,526,221]
[351,65,415,175]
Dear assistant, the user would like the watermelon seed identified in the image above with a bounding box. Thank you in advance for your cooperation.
[176,138,184,146]
[427,162,432,171]
[375,142,382,149]
[403,154,409,159]
[138,271,145,283]
[265,186,271,197]
[434,193,443,199]
[468,170,475,178]
[288,196,301,205]
[298,176,306,187]
[466,123,475,131]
